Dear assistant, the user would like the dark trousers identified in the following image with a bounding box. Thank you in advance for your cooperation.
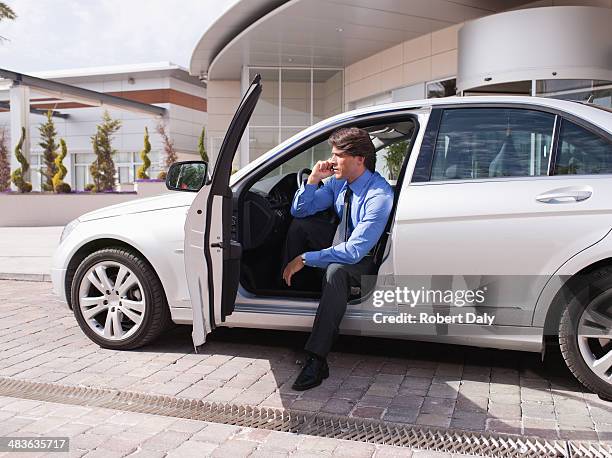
[283,213,376,358]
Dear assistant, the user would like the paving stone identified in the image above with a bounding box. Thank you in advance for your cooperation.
[485,418,521,435]
[250,448,291,457]
[416,413,452,428]
[259,430,302,452]
[82,448,126,458]
[427,384,459,399]
[167,418,208,434]
[297,436,340,453]
[522,418,559,440]
[383,406,419,424]
[450,411,487,431]
[357,395,393,408]
[322,398,356,415]
[521,401,556,420]
[374,444,413,457]
[211,438,259,457]
[205,387,243,403]
[142,431,192,452]
[166,440,218,457]
[390,395,424,410]
[420,397,455,416]
[352,406,384,419]
[191,423,240,444]
[290,398,325,412]
[333,440,376,457]
[487,402,521,420]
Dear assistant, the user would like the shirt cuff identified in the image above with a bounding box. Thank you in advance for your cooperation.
[303,251,321,267]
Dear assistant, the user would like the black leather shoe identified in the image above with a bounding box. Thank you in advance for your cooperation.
[292,355,329,391]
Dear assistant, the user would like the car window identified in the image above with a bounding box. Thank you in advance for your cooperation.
[555,119,612,175]
[261,119,416,183]
[430,108,555,181]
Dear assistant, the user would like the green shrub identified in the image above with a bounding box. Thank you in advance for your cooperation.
[0,126,10,191]
[39,111,58,191]
[84,183,95,192]
[90,111,121,192]
[136,127,151,179]
[52,138,71,193]
[198,126,208,162]
[10,126,31,193]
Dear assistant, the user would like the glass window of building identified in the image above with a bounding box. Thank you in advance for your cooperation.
[536,79,612,108]
[426,78,457,98]
[248,67,343,165]
[72,151,161,191]
[430,108,555,181]
[30,152,43,192]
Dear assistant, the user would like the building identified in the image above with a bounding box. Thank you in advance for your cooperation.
[0,62,207,191]
[190,0,612,168]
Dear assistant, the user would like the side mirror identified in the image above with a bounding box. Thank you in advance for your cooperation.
[166,161,208,192]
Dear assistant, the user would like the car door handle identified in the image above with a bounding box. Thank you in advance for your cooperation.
[536,187,592,203]
[211,242,224,248]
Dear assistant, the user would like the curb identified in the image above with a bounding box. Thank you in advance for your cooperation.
[0,273,51,282]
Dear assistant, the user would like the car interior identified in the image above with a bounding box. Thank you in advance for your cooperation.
[235,117,418,300]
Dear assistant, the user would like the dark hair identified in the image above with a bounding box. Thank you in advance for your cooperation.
[328,127,376,172]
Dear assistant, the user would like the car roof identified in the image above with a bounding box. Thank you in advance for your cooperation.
[348,96,611,132]
[231,95,611,185]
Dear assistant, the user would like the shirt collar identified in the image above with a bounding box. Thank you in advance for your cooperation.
[346,169,372,196]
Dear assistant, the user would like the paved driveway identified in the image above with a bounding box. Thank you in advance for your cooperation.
[1,280,611,444]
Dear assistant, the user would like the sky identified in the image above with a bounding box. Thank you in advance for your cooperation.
[0,0,232,73]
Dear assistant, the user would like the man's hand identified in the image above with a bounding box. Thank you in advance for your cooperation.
[282,255,305,287]
[308,160,335,185]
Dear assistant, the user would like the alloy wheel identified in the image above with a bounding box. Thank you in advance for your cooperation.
[78,261,146,341]
[577,291,612,385]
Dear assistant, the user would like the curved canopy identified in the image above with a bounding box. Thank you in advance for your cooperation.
[190,0,531,80]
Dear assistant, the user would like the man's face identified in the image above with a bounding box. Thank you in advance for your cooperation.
[330,146,365,181]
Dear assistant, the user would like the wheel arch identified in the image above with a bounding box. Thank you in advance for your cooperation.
[542,257,612,341]
[65,238,164,310]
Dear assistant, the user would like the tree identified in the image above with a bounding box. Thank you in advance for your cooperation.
[0,126,10,191]
[52,138,71,193]
[38,110,58,191]
[136,127,151,179]
[0,2,16,41]
[155,121,177,179]
[90,111,121,192]
[11,126,31,192]
[198,126,208,162]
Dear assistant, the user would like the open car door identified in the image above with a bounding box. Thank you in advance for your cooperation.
[185,75,262,348]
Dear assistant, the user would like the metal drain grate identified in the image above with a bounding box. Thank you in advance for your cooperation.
[0,377,609,458]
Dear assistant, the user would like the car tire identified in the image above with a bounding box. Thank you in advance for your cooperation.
[71,247,171,350]
[559,266,612,400]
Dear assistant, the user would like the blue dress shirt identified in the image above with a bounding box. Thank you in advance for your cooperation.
[291,169,394,268]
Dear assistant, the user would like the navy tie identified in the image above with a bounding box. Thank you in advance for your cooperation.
[333,186,353,245]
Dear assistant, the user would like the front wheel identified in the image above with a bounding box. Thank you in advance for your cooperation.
[559,267,612,400]
[71,247,171,350]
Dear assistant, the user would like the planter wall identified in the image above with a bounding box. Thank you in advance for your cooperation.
[135,180,167,198]
[1,180,173,227]
[0,193,139,226]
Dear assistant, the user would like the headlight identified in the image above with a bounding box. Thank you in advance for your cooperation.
[60,218,80,243]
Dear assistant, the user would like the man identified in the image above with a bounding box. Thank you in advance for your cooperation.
[282,127,394,391]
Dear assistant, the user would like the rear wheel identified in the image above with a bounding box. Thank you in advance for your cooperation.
[71,247,171,350]
[559,266,612,399]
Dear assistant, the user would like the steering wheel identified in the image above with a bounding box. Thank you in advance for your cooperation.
[297,168,312,188]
